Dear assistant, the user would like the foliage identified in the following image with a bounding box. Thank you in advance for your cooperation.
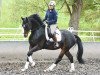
[80,0,100,31]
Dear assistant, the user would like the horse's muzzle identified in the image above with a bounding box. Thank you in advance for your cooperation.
[23,30,29,38]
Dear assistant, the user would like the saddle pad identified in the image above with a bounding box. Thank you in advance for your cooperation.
[49,29,61,42]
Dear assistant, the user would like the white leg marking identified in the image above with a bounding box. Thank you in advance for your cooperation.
[69,63,75,72]
[28,56,35,67]
[21,62,29,71]
[44,63,56,72]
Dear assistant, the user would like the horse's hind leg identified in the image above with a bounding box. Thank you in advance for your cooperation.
[65,51,75,72]
[44,50,65,72]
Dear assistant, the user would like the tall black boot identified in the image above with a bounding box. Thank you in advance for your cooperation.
[52,34,59,48]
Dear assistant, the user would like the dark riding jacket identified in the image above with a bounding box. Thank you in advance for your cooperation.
[43,9,58,26]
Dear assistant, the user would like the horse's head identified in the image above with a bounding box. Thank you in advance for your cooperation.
[21,14,43,38]
[21,17,32,37]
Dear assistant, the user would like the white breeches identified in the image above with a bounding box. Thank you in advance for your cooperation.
[49,24,57,34]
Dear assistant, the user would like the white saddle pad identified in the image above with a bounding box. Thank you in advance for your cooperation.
[49,29,62,42]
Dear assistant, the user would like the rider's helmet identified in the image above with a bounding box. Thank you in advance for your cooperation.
[48,1,56,6]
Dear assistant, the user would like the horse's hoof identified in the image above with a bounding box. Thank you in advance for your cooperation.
[21,68,27,72]
[44,69,49,72]
[44,70,47,72]
[31,62,35,67]
[69,69,75,72]
[44,69,52,72]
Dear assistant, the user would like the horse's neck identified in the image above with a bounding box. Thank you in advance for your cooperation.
[32,26,45,33]
[29,27,45,47]
[30,27,45,39]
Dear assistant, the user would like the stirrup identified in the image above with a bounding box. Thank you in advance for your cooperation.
[46,40,51,45]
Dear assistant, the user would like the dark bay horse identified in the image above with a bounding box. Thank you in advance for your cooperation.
[21,14,84,72]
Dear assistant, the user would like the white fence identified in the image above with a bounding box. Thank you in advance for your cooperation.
[0,28,24,41]
[0,28,100,42]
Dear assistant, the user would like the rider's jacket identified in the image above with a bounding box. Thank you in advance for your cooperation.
[43,9,58,26]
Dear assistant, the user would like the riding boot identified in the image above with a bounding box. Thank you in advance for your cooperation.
[52,34,59,48]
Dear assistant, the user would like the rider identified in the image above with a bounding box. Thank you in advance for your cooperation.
[43,0,59,47]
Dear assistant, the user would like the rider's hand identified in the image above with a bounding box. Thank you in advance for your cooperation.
[43,21,48,27]
[45,20,48,23]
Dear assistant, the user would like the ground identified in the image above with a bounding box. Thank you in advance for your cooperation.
[0,42,100,75]
[0,58,100,75]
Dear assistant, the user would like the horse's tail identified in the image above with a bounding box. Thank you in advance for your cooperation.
[74,35,84,64]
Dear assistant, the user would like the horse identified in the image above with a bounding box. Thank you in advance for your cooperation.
[21,14,84,72]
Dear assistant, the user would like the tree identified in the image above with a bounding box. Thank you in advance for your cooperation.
[65,0,83,34]
[83,0,100,32]
[69,0,82,30]
[59,0,99,30]
[9,0,46,23]
[56,0,83,34]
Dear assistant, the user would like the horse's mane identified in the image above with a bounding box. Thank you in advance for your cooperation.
[29,14,44,26]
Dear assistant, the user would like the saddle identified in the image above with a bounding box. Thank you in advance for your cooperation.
[47,27,62,42]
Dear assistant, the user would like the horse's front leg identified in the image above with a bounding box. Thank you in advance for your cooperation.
[21,45,40,71]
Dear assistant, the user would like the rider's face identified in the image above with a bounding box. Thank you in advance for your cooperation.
[48,5,54,10]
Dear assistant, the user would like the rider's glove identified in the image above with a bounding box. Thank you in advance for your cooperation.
[43,21,48,27]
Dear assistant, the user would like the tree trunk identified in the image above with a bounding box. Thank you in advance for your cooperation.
[69,0,83,35]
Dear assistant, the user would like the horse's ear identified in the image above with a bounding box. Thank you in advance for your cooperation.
[26,17,29,21]
[21,17,24,20]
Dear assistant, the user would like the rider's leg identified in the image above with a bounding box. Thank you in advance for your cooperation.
[52,34,59,47]
[50,24,59,47]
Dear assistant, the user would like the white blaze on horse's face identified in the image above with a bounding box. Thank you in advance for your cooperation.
[22,23,30,38]
[23,24,26,28]
[22,24,30,38]
[22,17,30,38]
